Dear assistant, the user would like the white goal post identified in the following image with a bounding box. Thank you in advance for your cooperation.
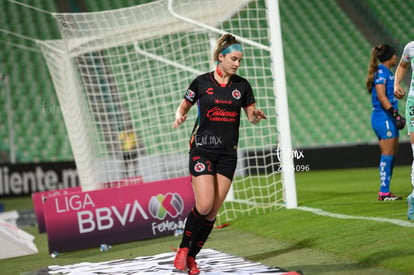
[37,0,297,223]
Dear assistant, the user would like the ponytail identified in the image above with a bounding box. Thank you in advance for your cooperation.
[365,46,380,93]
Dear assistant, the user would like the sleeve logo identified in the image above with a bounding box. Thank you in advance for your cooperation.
[185,89,196,99]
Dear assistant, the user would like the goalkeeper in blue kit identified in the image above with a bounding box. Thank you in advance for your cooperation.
[365,44,405,201]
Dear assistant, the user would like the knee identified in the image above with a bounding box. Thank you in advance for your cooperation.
[195,203,213,216]
[205,212,217,221]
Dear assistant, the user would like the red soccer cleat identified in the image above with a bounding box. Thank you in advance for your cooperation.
[186,256,200,275]
[173,247,189,271]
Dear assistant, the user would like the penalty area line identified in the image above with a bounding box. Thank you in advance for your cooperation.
[297,206,414,228]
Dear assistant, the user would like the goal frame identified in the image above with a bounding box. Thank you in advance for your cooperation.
[166,0,297,208]
[37,0,297,209]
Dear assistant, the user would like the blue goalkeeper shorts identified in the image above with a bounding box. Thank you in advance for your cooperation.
[371,111,399,140]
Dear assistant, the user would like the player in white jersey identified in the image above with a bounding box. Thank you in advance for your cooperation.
[394,41,414,220]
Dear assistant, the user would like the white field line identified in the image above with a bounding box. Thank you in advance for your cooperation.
[297,206,414,228]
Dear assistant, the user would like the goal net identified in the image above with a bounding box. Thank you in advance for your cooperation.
[37,0,296,223]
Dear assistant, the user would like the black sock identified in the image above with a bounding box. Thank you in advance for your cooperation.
[188,218,215,258]
[179,207,206,248]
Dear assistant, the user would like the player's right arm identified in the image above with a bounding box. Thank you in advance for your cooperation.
[394,58,410,99]
[172,99,192,128]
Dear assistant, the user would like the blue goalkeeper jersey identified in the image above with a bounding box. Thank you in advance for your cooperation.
[371,64,397,112]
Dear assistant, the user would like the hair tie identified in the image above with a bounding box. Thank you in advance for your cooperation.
[377,45,395,62]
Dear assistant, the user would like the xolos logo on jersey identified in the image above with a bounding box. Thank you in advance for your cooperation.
[232,89,241,99]
[148,193,184,220]
[194,162,206,173]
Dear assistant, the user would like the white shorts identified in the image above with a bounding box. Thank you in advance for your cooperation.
[406,95,414,133]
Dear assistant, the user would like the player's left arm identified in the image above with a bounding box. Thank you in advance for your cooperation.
[376,83,406,129]
[376,84,393,111]
[244,104,267,124]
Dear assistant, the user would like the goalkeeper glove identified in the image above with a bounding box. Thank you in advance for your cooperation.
[388,107,406,130]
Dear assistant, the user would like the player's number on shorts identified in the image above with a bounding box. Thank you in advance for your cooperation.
[410,105,414,116]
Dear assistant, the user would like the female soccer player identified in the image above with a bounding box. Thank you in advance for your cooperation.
[394,41,414,219]
[171,33,266,274]
[365,44,405,201]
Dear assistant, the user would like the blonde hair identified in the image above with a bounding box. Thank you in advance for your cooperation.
[212,33,240,63]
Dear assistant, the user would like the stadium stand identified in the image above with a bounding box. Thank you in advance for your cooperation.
[0,0,68,162]
[0,0,413,163]
[280,0,374,146]
[365,0,411,46]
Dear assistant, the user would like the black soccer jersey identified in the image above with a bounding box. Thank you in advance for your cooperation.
[184,71,256,153]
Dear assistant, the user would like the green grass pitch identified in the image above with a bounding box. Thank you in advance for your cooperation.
[1,166,413,274]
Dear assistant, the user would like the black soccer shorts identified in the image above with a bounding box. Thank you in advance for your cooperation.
[189,148,237,181]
